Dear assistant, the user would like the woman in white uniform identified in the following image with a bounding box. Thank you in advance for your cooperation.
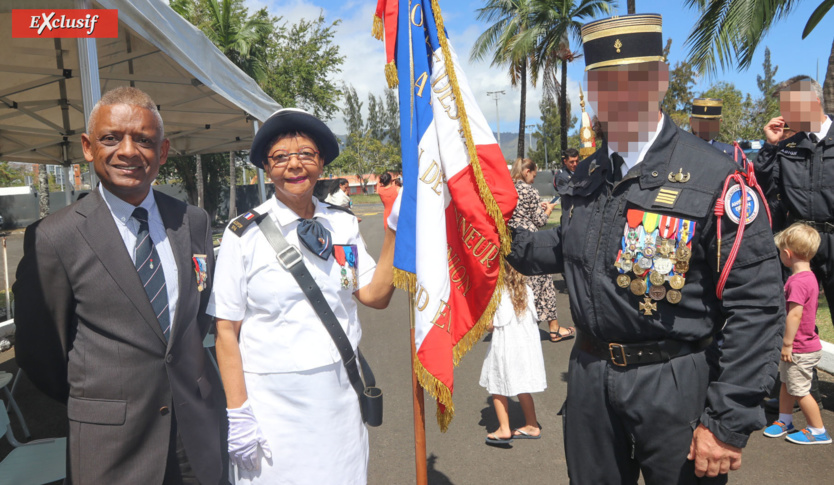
[209,108,396,484]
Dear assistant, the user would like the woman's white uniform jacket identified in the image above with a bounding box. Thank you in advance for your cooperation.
[208,196,377,373]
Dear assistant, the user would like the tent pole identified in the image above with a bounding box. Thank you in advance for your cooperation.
[255,120,266,203]
[410,296,428,485]
[75,0,101,190]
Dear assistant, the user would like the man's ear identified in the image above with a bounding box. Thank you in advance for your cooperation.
[159,138,170,166]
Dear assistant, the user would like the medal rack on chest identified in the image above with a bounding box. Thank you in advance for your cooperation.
[614,210,695,316]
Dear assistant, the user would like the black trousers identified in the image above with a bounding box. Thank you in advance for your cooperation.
[562,347,728,485]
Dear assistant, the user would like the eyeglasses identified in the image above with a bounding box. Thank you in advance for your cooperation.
[267,149,320,166]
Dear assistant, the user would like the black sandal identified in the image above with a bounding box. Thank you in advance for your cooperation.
[549,326,575,343]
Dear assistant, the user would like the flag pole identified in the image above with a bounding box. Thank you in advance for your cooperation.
[409,295,428,485]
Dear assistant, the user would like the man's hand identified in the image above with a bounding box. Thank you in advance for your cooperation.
[687,424,742,478]
[781,343,793,363]
[763,116,785,145]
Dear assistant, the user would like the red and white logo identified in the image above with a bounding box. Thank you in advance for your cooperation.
[12,9,118,38]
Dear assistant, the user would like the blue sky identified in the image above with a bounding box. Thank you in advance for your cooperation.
[242,0,831,135]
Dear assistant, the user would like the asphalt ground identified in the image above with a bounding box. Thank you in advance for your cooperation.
[1,205,833,484]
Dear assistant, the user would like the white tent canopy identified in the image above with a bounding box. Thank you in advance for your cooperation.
[0,0,281,166]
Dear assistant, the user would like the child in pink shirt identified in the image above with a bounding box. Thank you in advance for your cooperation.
[763,223,831,445]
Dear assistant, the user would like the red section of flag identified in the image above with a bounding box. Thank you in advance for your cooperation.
[416,143,516,418]
[12,9,118,38]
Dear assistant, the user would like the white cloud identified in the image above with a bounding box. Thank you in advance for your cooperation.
[240,1,587,136]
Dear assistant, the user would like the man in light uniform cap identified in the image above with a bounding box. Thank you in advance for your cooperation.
[691,98,735,159]
[507,13,783,484]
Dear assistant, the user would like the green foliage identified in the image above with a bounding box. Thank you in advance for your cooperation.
[0,162,27,187]
[332,84,401,182]
[750,47,780,134]
[528,96,577,168]
[159,153,228,220]
[265,14,345,120]
[699,82,758,142]
[662,41,698,129]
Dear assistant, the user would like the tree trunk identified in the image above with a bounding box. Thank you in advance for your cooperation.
[38,164,49,219]
[627,0,636,14]
[560,58,568,154]
[229,150,237,219]
[196,153,205,210]
[824,37,834,114]
[517,61,527,159]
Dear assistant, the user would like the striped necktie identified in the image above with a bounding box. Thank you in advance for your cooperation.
[132,207,171,340]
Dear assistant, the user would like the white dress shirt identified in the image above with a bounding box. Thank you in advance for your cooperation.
[99,185,179,325]
[810,115,832,143]
[608,114,665,177]
[208,196,377,373]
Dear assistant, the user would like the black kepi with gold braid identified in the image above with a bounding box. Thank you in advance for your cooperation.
[691,98,723,119]
[581,14,664,71]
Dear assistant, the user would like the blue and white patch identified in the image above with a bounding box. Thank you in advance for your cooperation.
[724,184,759,225]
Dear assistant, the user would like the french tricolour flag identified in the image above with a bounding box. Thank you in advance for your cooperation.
[375,0,517,430]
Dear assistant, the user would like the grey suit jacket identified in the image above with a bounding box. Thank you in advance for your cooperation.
[13,189,227,485]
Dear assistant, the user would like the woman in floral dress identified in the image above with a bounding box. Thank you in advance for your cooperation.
[508,158,574,342]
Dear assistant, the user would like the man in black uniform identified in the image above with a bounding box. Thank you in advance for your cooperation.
[507,14,784,484]
[756,75,833,322]
[690,98,735,160]
[554,148,580,196]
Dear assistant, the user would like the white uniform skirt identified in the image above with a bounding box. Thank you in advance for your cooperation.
[237,361,368,485]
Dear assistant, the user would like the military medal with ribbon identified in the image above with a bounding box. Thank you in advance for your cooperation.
[615,209,698,315]
[333,245,359,290]
[192,254,208,292]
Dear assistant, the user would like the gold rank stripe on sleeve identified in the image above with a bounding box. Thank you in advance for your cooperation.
[653,188,679,208]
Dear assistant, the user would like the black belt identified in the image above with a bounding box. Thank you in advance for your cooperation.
[576,330,713,367]
[795,220,834,234]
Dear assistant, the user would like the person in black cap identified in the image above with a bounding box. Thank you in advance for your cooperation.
[208,108,397,483]
[506,13,783,484]
[690,98,736,160]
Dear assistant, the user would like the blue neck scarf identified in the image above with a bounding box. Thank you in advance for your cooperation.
[296,218,333,260]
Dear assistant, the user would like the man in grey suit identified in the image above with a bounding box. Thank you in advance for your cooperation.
[13,87,227,484]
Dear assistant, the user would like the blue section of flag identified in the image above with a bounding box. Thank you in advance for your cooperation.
[393,0,443,275]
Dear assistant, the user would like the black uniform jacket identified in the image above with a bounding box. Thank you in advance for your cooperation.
[755,116,834,229]
[507,115,784,448]
[710,139,735,160]
[554,168,574,196]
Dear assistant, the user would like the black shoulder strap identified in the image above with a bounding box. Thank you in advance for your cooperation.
[326,203,356,216]
[255,216,375,399]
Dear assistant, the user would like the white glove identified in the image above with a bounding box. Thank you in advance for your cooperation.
[387,191,402,231]
[227,400,272,471]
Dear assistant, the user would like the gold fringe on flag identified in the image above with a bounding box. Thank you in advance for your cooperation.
[413,352,454,432]
[372,14,384,41]
[393,267,417,293]
[429,0,510,257]
[384,61,398,88]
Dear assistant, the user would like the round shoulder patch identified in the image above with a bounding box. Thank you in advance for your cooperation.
[723,184,759,225]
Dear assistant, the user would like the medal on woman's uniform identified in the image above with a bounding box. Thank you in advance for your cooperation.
[333,245,359,290]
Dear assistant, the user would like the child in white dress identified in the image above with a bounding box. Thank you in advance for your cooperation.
[480,262,548,445]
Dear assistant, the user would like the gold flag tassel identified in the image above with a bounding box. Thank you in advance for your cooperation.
[413,352,455,432]
[385,61,399,88]
[372,14,384,41]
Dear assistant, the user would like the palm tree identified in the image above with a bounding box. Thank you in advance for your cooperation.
[514,0,614,153]
[628,0,636,13]
[471,0,534,159]
[685,0,834,113]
